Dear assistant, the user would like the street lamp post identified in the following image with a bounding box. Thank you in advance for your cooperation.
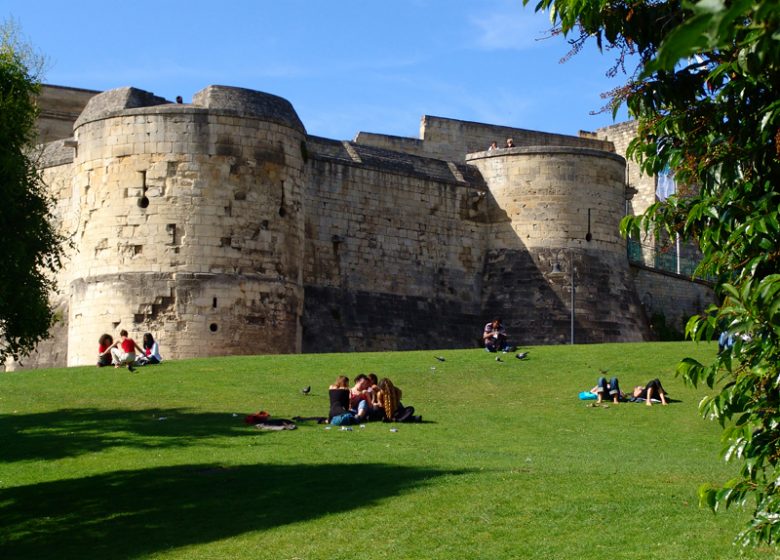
[550,249,575,345]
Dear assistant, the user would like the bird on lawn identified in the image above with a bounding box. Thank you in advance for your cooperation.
[435,356,446,362]
[515,352,529,360]
[301,386,311,396]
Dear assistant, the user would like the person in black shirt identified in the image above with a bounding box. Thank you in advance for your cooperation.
[632,378,668,406]
[328,375,356,425]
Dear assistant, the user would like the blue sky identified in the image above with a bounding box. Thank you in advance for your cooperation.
[4,0,636,141]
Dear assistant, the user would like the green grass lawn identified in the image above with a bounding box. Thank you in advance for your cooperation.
[1,342,776,559]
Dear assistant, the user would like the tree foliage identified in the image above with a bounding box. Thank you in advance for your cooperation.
[0,22,63,363]
[524,0,780,546]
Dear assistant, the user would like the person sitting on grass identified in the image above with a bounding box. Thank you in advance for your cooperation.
[350,374,376,422]
[378,377,421,423]
[483,318,512,353]
[97,334,114,367]
[136,332,162,365]
[592,376,624,404]
[365,372,387,421]
[631,378,669,406]
[328,375,356,426]
[110,330,143,372]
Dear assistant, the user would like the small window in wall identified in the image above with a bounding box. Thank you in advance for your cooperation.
[278,180,287,217]
[212,297,218,309]
[166,224,177,246]
[209,323,218,332]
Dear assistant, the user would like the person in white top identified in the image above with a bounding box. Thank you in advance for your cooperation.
[137,332,163,365]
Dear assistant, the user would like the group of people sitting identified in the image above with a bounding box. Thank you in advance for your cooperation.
[591,376,669,406]
[328,373,421,426]
[97,330,163,371]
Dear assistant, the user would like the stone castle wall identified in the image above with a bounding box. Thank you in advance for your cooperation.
[467,146,650,343]
[36,84,99,144]
[595,120,655,216]
[35,86,309,367]
[632,266,714,336]
[5,84,716,369]
[301,137,489,351]
[355,116,614,163]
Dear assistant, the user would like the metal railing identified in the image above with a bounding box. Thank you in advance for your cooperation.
[627,238,705,279]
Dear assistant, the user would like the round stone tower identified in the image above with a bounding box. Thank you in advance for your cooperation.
[66,86,306,365]
[467,146,650,344]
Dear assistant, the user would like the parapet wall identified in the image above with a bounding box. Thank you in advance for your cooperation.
[419,116,614,162]
[631,265,714,336]
[36,84,99,143]
[354,115,615,163]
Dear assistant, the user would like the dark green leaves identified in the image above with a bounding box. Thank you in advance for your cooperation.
[0,22,63,362]
[527,0,780,546]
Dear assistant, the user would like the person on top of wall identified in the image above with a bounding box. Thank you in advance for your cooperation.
[136,333,162,365]
[505,138,515,148]
[110,330,143,372]
[97,333,114,367]
[483,318,512,353]
[488,141,498,151]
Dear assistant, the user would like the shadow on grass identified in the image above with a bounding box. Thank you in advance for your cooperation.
[0,462,465,559]
[0,408,259,462]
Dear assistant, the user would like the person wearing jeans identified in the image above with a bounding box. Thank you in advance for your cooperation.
[483,318,511,352]
[594,376,623,404]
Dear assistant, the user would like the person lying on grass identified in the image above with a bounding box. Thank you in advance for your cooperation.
[630,378,669,406]
[589,377,669,406]
[591,376,624,404]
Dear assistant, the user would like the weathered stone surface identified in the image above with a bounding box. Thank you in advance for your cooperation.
[74,87,169,129]
[192,85,305,134]
[36,84,99,143]
[12,84,714,370]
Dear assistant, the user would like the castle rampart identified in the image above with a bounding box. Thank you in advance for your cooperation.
[56,86,307,366]
[467,146,650,344]
[355,115,614,163]
[301,137,488,351]
[4,84,714,369]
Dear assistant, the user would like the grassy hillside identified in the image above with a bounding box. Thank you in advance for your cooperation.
[0,342,775,559]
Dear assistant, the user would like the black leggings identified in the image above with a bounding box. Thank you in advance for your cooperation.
[644,378,666,398]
